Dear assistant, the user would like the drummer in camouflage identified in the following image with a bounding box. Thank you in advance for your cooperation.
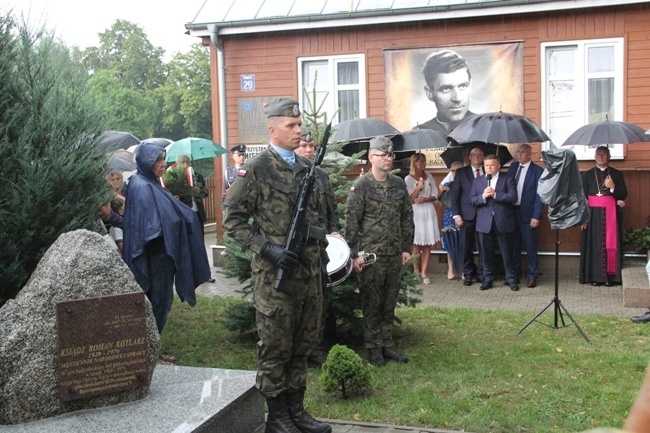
[345,136,414,366]
[295,126,341,368]
[223,98,331,433]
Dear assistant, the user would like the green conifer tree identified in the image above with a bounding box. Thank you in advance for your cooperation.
[0,16,110,306]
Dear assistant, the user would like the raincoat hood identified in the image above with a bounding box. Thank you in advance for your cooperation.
[135,143,164,180]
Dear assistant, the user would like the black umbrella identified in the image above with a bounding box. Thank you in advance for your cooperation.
[394,129,448,153]
[99,131,141,151]
[141,137,173,148]
[333,136,412,161]
[562,119,650,147]
[107,149,136,172]
[329,118,400,143]
[442,226,462,280]
[329,118,401,158]
[440,141,514,168]
[448,111,551,145]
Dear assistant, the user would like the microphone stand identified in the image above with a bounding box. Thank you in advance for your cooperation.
[517,229,590,343]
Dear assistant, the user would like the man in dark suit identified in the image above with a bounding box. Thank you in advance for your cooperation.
[507,144,544,288]
[470,154,519,291]
[451,146,484,286]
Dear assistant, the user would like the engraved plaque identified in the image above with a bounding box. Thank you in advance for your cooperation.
[238,96,291,144]
[56,292,149,402]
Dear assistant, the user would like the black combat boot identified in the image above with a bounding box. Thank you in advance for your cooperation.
[307,348,327,368]
[286,388,332,433]
[369,348,386,366]
[265,394,301,433]
[383,346,409,363]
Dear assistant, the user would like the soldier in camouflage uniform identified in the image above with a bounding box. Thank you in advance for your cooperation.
[345,136,414,366]
[222,99,331,433]
[295,126,341,367]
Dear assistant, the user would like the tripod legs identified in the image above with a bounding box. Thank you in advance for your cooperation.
[517,296,591,343]
[517,230,590,343]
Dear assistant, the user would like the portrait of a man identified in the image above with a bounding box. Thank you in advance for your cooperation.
[418,50,475,134]
[385,42,524,134]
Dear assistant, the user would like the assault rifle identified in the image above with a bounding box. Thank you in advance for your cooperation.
[274,122,332,295]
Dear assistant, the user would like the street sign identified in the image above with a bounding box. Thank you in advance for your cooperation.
[241,74,255,92]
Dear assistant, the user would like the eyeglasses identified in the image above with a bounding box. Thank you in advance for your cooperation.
[370,153,395,160]
[469,152,483,157]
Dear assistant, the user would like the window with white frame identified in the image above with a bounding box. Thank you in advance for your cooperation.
[298,55,366,125]
[541,38,624,159]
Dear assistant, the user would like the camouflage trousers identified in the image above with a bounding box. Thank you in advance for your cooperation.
[314,267,331,350]
[357,255,402,349]
[252,270,322,398]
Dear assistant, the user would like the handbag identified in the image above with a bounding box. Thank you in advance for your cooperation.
[437,189,453,209]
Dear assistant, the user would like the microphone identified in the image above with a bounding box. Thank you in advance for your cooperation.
[486,173,492,187]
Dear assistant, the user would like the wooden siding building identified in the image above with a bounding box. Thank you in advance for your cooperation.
[187,0,650,252]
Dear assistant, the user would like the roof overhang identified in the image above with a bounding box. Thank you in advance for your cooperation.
[185,0,648,39]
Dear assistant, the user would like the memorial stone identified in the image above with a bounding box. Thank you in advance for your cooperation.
[0,230,160,425]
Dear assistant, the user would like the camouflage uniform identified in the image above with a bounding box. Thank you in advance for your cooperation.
[313,165,341,357]
[223,147,326,398]
[345,171,414,349]
[314,167,340,235]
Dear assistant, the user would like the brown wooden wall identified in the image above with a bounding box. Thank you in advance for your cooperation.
[210,3,650,251]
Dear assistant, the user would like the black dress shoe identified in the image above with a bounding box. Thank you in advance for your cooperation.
[632,311,650,323]
[480,281,493,291]
[208,277,216,283]
[463,279,473,286]
[510,283,519,291]
[591,282,603,286]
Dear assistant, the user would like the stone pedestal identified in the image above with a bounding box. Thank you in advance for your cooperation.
[623,257,650,308]
[2,366,264,433]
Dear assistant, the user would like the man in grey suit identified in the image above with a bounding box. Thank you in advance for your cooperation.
[470,154,519,291]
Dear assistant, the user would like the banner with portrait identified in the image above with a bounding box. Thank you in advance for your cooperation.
[384,42,524,168]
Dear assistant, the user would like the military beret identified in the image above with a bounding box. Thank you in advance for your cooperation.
[264,98,301,118]
[369,136,394,154]
[231,144,247,154]
[300,126,313,142]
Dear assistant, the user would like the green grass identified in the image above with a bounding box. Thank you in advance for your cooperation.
[163,296,650,433]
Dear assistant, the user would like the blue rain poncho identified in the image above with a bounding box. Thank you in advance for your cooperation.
[122,143,210,306]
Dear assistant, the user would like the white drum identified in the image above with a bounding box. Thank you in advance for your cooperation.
[325,234,353,286]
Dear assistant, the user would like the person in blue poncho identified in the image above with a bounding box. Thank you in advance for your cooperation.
[123,143,210,334]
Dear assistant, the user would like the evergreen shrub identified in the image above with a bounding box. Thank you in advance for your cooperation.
[319,344,371,399]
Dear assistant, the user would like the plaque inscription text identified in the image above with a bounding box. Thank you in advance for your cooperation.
[56,292,149,401]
